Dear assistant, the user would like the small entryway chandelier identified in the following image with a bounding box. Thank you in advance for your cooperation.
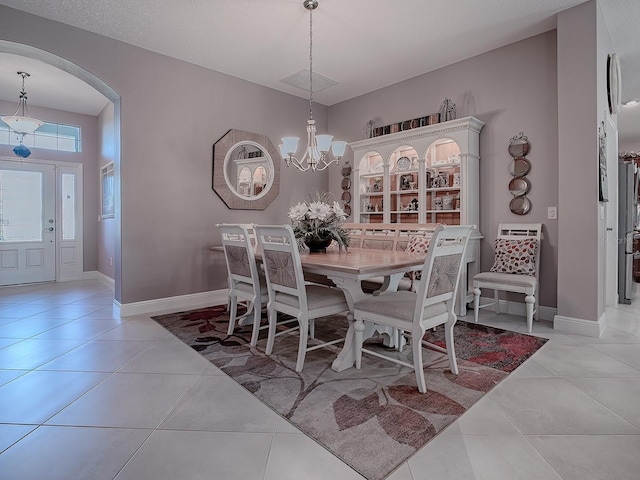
[279,0,347,172]
[1,72,44,158]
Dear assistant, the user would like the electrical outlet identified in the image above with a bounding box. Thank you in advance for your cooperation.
[109,257,113,266]
[548,206,557,220]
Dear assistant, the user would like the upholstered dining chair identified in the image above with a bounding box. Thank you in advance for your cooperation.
[472,223,542,333]
[253,224,349,372]
[352,224,474,393]
[217,223,268,347]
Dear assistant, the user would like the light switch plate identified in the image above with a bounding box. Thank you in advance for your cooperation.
[548,206,557,220]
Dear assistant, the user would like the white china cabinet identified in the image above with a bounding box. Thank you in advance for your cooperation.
[349,116,485,312]
[350,116,484,228]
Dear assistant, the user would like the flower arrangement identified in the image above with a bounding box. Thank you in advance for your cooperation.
[288,192,350,251]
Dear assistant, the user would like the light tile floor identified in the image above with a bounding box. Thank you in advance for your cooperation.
[0,279,639,480]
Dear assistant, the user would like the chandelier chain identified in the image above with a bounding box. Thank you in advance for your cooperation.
[279,0,347,172]
[309,5,313,121]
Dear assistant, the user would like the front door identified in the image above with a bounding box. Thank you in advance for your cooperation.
[0,160,56,286]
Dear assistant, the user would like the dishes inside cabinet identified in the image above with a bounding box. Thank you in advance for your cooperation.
[369,160,383,173]
[396,156,411,171]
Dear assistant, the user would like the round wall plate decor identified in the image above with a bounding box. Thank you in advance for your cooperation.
[341,177,351,190]
[341,191,351,203]
[607,53,621,115]
[509,196,531,215]
[508,133,530,158]
[508,176,531,196]
[508,157,531,177]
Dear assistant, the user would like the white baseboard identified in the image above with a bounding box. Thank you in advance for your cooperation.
[473,297,556,321]
[553,312,606,338]
[82,271,98,280]
[97,272,115,288]
[116,289,228,317]
[82,271,114,288]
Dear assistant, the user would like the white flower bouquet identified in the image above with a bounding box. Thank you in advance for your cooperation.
[288,192,350,252]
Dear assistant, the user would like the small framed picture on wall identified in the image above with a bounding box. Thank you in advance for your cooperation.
[100,162,115,218]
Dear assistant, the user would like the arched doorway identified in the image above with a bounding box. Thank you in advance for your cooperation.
[0,41,122,299]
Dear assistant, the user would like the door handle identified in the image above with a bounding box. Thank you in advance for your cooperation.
[44,227,54,232]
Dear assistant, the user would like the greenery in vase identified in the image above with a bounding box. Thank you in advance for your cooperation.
[288,192,350,251]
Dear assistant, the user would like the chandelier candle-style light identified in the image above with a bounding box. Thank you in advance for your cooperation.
[280,0,347,172]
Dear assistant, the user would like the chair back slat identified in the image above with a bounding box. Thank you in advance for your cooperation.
[414,225,474,319]
[217,224,261,296]
[426,252,463,298]
[263,250,298,289]
[254,225,308,308]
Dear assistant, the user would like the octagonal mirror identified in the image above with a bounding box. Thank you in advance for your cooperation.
[212,129,280,210]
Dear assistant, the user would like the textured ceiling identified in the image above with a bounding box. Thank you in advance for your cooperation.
[0,0,639,142]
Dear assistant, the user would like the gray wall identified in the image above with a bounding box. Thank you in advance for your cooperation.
[0,5,330,304]
[557,0,613,323]
[0,99,100,272]
[620,141,640,152]
[0,1,614,323]
[328,31,559,309]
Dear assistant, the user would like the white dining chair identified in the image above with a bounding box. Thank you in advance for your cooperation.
[254,224,349,372]
[472,223,542,333]
[352,224,474,393]
[217,223,268,347]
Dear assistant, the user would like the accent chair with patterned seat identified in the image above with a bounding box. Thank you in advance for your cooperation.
[254,224,349,372]
[351,224,474,393]
[472,223,542,333]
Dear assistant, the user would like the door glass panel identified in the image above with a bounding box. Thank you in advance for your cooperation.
[0,170,43,242]
[61,173,76,240]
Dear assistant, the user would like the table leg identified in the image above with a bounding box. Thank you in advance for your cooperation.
[236,302,257,326]
[329,276,405,372]
[328,277,362,372]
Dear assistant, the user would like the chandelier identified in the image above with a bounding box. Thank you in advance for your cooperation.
[2,72,43,135]
[279,0,347,172]
[1,72,44,158]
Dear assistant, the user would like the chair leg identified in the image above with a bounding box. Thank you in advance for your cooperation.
[249,299,261,347]
[494,290,500,314]
[354,317,365,369]
[525,294,535,333]
[295,316,309,372]
[444,318,459,375]
[473,287,481,323]
[309,318,315,339]
[265,304,277,355]
[227,295,238,335]
[412,328,427,393]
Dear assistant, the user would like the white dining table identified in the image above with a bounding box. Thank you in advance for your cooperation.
[216,244,427,371]
[293,247,425,372]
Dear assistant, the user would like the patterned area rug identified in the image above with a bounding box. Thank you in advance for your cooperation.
[152,306,547,480]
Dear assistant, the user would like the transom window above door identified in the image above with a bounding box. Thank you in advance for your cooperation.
[0,120,82,153]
